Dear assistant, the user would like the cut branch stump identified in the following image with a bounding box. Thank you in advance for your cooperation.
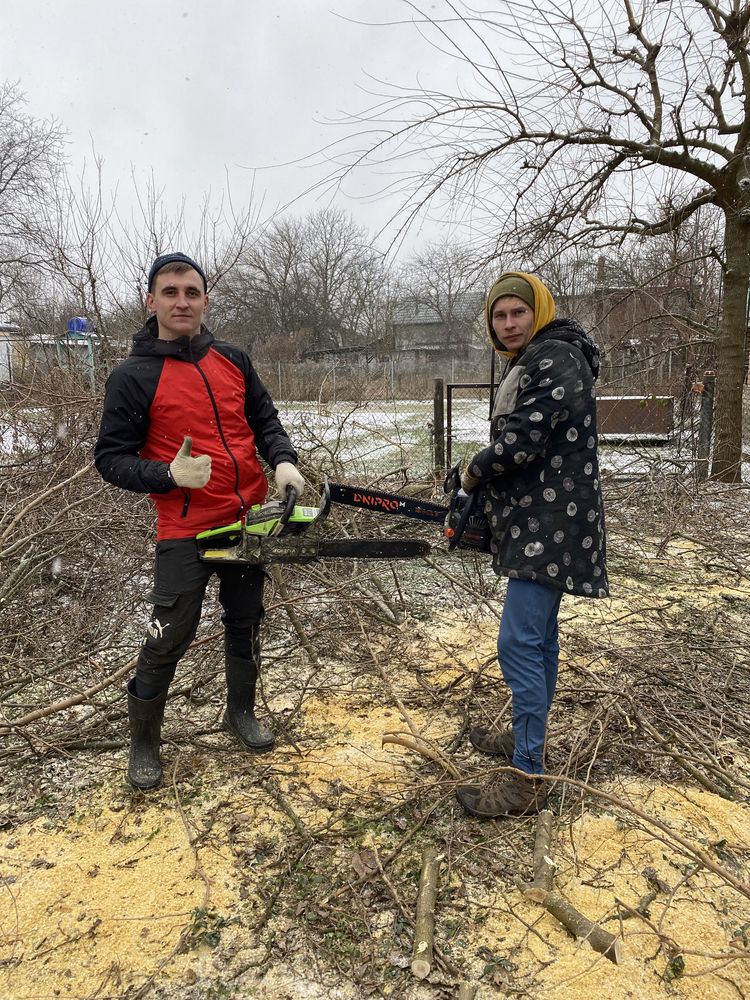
[411,845,441,979]
[518,808,622,965]
[529,890,622,964]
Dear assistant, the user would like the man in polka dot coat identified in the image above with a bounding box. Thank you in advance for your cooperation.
[455,272,609,819]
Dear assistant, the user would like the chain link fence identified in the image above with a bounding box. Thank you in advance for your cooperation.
[2,345,740,487]
[254,351,739,485]
[255,353,490,484]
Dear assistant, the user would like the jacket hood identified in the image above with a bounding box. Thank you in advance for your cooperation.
[529,318,602,380]
[130,315,214,360]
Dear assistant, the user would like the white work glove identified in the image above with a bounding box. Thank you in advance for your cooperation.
[274,461,305,499]
[168,436,211,489]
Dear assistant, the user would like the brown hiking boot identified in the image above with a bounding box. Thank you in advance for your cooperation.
[469,725,514,760]
[455,774,547,818]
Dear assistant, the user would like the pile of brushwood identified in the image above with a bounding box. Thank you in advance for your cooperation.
[2,375,749,999]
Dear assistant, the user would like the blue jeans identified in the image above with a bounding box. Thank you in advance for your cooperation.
[498,578,563,775]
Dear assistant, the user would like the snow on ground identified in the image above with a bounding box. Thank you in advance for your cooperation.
[2,397,743,481]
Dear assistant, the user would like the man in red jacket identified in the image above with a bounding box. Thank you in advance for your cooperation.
[95,252,304,790]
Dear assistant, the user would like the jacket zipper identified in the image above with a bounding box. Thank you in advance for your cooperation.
[194,359,246,518]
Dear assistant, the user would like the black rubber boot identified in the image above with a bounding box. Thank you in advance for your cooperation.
[223,652,275,752]
[127,679,168,790]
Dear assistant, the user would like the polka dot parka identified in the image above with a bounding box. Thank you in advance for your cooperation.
[467,318,609,598]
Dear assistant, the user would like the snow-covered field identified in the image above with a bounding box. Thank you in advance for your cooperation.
[278,398,718,480]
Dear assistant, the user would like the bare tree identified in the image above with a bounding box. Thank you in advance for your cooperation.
[11,159,264,353]
[339,0,750,480]
[215,208,390,355]
[539,207,723,386]
[399,239,489,348]
[303,207,387,350]
[0,82,64,314]
[215,215,309,347]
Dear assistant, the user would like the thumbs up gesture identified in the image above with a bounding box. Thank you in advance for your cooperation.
[169,436,211,489]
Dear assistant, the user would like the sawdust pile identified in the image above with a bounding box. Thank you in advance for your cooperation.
[3,688,749,999]
[465,780,750,999]
[3,523,750,999]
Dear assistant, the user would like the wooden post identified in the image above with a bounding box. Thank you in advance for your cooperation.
[411,846,441,979]
[433,378,445,477]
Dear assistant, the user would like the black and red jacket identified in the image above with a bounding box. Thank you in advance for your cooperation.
[95,317,297,540]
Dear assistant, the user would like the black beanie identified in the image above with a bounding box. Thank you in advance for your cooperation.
[147,252,207,292]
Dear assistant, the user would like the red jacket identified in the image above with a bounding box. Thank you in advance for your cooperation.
[95,319,297,540]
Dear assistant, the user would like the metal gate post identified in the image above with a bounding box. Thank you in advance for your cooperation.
[433,378,445,477]
[696,371,715,482]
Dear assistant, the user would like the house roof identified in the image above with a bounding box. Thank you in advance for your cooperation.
[396,342,486,354]
[392,290,484,326]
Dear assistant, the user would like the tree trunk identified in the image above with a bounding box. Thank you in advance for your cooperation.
[711,211,750,481]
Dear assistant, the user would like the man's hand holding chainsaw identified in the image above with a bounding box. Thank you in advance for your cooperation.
[169,436,211,488]
[274,460,305,499]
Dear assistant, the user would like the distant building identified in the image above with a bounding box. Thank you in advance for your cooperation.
[0,323,23,384]
[0,318,99,387]
[550,259,716,389]
[389,290,486,368]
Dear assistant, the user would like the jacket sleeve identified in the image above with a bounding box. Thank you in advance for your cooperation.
[94,363,173,494]
[466,341,581,488]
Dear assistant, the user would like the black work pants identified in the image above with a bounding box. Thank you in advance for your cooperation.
[135,538,265,697]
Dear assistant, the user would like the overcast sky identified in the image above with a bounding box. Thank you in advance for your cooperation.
[1,0,468,254]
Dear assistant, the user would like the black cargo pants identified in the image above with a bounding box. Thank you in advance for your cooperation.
[135,538,265,698]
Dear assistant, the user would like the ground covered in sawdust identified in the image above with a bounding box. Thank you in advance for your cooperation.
[3,737,749,1000]
[3,507,750,999]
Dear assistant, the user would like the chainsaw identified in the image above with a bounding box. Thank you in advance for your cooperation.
[327,464,492,554]
[196,479,431,565]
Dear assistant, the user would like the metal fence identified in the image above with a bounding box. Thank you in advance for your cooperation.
[258,354,489,484]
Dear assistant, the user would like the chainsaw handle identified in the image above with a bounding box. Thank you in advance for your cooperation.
[315,477,332,527]
[447,488,478,551]
[270,486,298,537]
[443,462,461,496]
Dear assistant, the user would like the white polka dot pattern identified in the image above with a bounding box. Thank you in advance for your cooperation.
[474,322,608,599]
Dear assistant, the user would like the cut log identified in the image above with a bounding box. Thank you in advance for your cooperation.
[535,890,622,965]
[517,807,556,902]
[517,809,622,964]
[456,982,477,999]
[411,846,441,979]
[529,807,556,899]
